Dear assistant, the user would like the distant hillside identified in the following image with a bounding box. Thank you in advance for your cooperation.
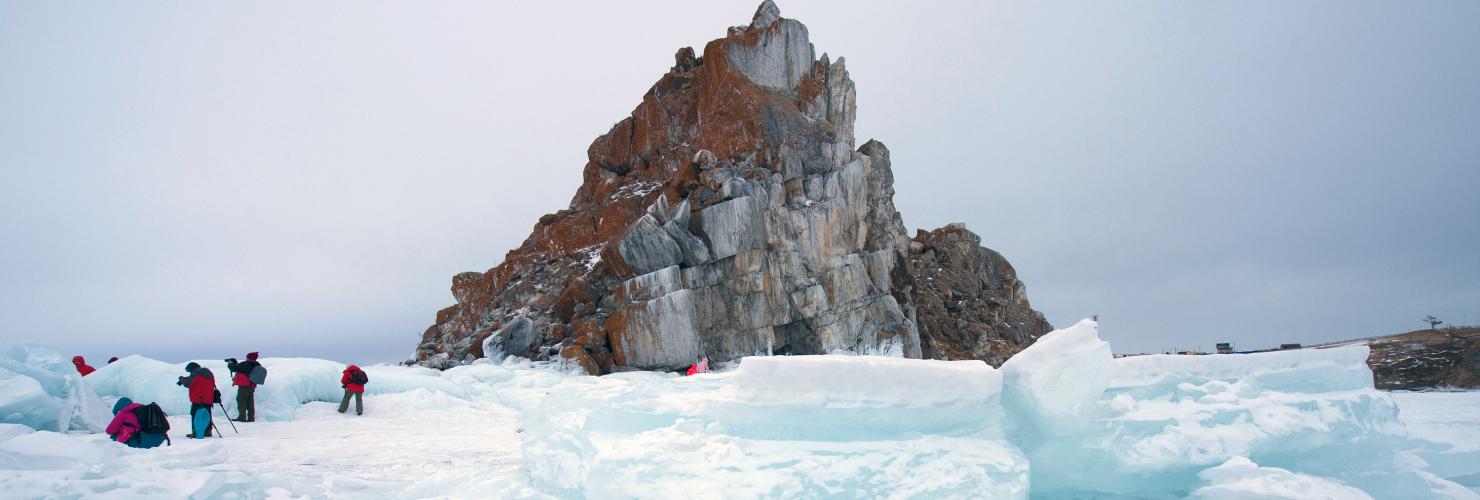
[1358,327,1479,390]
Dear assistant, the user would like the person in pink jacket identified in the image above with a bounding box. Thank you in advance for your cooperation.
[105,398,142,444]
[685,356,710,376]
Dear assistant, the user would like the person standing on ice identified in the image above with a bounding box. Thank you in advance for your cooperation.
[72,355,96,376]
[338,364,368,415]
[226,352,263,422]
[177,362,216,438]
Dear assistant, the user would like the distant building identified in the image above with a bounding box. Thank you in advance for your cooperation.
[1216,343,1233,354]
[1280,343,1302,350]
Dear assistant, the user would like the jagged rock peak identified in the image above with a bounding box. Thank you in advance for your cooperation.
[752,0,781,28]
[412,1,1051,374]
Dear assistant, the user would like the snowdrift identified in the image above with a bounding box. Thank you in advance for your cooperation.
[0,423,272,498]
[2,323,1477,498]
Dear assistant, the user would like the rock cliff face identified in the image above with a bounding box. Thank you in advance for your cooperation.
[905,225,1054,366]
[413,2,1051,373]
[1366,327,1480,390]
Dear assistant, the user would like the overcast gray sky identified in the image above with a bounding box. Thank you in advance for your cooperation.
[3,1,1477,363]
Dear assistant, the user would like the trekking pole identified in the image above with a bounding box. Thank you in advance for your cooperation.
[216,402,239,433]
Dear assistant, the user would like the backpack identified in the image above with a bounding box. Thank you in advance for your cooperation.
[133,403,173,445]
[350,369,368,385]
[249,364,267,385]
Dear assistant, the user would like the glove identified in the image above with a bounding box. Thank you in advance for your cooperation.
[341,385,346,389]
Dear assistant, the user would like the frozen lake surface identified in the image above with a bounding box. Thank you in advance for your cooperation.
[2,321,1477,498]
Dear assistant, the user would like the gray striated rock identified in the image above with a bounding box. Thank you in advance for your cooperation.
[663,219,712,267]
[616,214,684,275]
[484,316,537,360]
[608,289,703,368]
[414,2,1050,374]
[698,195,766,261]
[751,0,781,29]
[727,11,814,91]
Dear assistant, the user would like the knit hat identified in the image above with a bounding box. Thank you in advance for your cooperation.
[112,397,133,415]
[185,362,200,372]
[246,352,259,361]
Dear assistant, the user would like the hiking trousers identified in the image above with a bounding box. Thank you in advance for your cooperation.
[338,390,363,415]
[236,386,255,422]
[190,403,214,437]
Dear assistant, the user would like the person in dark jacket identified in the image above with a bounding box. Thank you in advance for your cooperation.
[226,352,261,422]
[338,365,367,415]
[72,356,96,376]
[177,362,216,438]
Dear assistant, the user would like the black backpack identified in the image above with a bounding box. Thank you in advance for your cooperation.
[350,369,368,385]
[133,403,173,445]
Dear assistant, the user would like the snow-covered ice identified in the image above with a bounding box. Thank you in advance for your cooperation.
[0,343,111,432]
[1189,456,1374,500]
[2,321,1478,499]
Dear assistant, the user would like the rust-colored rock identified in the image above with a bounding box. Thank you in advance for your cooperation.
[553,278,597,323]
[560,345,601,375]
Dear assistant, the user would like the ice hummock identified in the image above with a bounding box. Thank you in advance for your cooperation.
[994,322,1455,498]
[0,343,111,432]
[1000,318,1113,436]
[517,355,1028,497]
[1190,456,1374,500]
[1,322,1477,498]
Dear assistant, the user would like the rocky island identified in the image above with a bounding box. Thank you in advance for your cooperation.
[413,1,1050,373]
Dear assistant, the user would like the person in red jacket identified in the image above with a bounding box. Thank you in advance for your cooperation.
[177,362,216,438]
[338,365,367,416]
[226,352,261,422]
[72,356,96,377]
